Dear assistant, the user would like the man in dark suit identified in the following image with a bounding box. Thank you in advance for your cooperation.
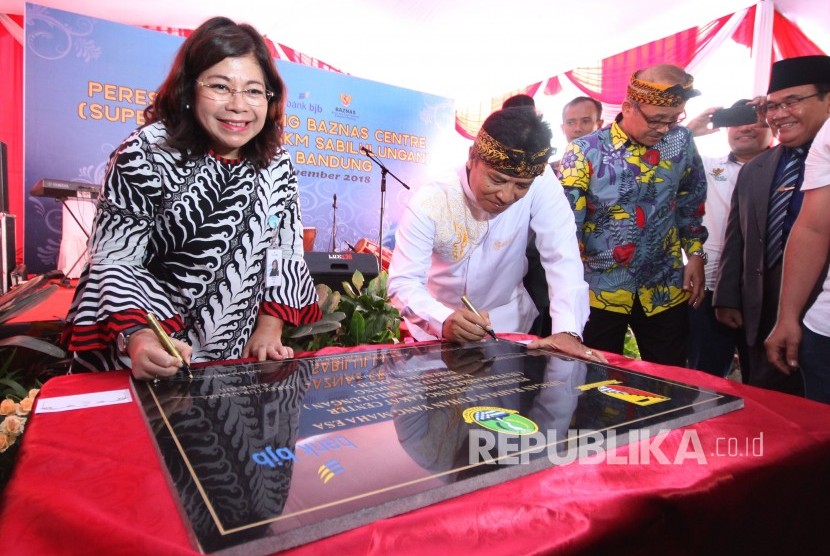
[714,55,830,395]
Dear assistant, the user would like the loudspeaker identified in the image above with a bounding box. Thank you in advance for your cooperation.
[304,252,378,291]
[0,213,16,294]
[0,142,8,213]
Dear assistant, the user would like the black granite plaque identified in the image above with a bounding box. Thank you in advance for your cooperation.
[133,340,742,554]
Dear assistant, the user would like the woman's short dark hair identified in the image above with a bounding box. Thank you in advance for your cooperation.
[481,107,552,155]
[144,17,286,169]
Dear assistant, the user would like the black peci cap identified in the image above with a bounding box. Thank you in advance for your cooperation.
[767,55,830,94]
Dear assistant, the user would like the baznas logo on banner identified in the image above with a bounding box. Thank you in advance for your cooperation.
[462,406,539,435]
[577,380,670,406]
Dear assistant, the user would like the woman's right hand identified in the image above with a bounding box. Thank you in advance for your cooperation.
[126,328,192,381]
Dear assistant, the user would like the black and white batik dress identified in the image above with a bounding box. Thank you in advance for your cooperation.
[66,122,321,372]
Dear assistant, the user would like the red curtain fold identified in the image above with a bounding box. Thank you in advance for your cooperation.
[543,76,562,96]
[455,82,543,140]
[565,13,732,104]
[454,11,736,137]
[731,4,756,49]
[454,8,826,137]
[0,15,24,262]
[772,10,826,59]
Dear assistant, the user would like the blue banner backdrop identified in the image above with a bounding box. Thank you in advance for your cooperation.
[24,2,455,274]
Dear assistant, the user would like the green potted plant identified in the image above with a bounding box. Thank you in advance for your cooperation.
[284,270,401,351]
[0,273,69,489]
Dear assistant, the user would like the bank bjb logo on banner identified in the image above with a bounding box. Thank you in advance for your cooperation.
[577,380,670,406]
[462,406,538,435]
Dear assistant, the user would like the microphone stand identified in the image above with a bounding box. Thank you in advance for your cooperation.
[330,194,337,251]
[359,147,410,273]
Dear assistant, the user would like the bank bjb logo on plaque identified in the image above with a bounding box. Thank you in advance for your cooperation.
[463,406,539,435]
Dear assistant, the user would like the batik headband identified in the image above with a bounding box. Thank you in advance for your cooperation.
[472,128,552,178]
[627,73,701,107]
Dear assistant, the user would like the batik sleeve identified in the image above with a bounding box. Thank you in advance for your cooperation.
[65,127,182,352]
[259,154,321,326]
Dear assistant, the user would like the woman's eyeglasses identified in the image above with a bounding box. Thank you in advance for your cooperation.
[195,81,274,106]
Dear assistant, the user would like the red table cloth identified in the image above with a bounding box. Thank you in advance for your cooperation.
[2,341,829,555]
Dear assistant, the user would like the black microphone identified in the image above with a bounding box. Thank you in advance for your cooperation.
[360,145,373,155]
[333,193,337,208]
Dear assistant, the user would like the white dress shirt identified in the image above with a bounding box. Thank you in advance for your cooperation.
[702,153,744,290]
[388,164,589,341]
[801,118,830,336]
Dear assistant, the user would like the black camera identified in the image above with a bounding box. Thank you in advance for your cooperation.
[711,104,757,128]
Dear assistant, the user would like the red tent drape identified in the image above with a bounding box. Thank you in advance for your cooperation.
[0,15,24,262]
[454,8,826,141]
[731,7,825,61]
[564,14,732,105]
[455,12,733,139]
[772,10,825,59]
[455,82,543,140]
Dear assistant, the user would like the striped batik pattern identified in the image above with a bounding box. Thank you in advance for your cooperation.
[66,122,320,371]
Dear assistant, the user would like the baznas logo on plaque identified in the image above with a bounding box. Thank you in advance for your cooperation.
[463,406,539,435]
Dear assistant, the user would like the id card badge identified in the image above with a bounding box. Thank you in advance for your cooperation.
[265,247,282,288]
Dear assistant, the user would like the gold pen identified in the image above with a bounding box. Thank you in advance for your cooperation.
[145,312,192,379]
[461,295,499,342]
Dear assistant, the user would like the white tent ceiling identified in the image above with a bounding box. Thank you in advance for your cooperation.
[1,0,826,102]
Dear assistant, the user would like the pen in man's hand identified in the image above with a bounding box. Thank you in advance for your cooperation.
[145,312,192,379]
[460,295,499,341]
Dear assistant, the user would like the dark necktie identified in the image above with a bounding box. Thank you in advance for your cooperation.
[765,147,806,268]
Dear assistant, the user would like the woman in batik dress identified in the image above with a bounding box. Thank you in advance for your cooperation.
[65,17,321,381]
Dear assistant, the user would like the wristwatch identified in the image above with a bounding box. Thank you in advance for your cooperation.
[562,331,583,342]
[689,251,709,264]
[116,326,148,355]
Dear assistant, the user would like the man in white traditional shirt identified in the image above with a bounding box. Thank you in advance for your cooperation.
[388,107,603,362]
[686,100,772,377]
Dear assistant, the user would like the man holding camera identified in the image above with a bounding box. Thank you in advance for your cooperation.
[685,100,773,377]
[714,55,830,395]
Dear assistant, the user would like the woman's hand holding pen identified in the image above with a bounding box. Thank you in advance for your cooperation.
[442,307,493,343]
[127,328,192,381]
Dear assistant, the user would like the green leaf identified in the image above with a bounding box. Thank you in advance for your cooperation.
[363,315,385,340]
[320,311,346,323]
[316,284,330,307]
[325,291,342,314]
[0,336,66,358]
[0,377,29,399]
[287,324,313,338]
[351,270,365,292]
[367,274,381,297]
[342,281,359,299]
[309,321,342,334]
[349,311,366,345]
